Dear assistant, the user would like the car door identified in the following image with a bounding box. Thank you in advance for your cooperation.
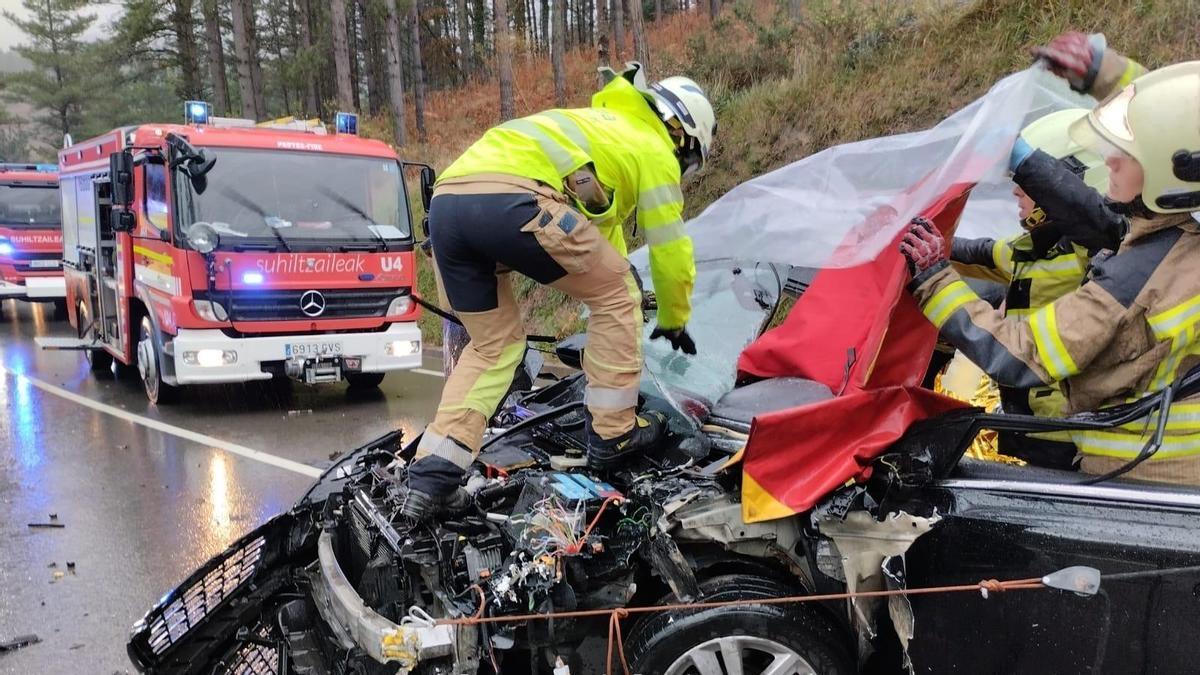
[901,470,1200,674]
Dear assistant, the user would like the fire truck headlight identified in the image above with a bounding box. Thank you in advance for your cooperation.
[385,340,421,357]
[242,271,264,285]
[193,300,229,322]
[183,349,237,367]
[386,295,412,316]
[185,223,219,254]
[0,242,13,256]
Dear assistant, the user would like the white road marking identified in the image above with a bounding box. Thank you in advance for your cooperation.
[4,368,323,478]
[412,368,445,378]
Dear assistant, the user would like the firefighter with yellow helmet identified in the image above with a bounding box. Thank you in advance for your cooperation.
[948,107,1124,468]
[401,64,716,520]
[902,43,1200,485]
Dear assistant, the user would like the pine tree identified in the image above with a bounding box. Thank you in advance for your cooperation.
[495,0,515,120]
[0,0,98,143]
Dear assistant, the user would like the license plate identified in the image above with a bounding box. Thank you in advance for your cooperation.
[28,260,59,269]
[285,341,343,358]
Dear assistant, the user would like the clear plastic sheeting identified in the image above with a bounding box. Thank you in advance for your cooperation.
[676,68,1094,269]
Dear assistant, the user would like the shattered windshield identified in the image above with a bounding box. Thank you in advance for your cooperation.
[0,184,60,228]
[636,259,785,422]
[176,148,411,249]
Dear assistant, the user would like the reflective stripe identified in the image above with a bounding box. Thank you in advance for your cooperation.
[1030,303,1078,380]
[1148,294,1200,340]
[460,341,527,416]
[416,430,476,469]
[639,184,683,211]
[922,280,975,329]
[645,220,687,246]
[499,118,578,175]
[1017,256,1086,278]
[1117,59,1145,89]
[1074,429,1200,459]
[585,384,641,410]
[1120,400,1200,433]
[541,110,591,154]
[1150,325,1197,391]
[992,239,1014,274]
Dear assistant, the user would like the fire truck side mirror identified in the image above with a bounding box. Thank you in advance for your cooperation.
[419,166,436,211]
[110,150,134,208]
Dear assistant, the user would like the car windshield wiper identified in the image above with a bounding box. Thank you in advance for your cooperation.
[217,187,293,253]
[316,187,389,252]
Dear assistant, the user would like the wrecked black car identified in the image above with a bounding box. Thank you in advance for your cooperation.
[126,255,1200,675]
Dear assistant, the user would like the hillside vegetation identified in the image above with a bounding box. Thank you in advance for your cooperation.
[365,1,1200,342]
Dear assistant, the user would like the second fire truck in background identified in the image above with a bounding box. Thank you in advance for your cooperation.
[0,163,66,312]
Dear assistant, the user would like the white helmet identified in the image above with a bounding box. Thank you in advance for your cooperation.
[1070,60,1200,213]
[646,76,717,178]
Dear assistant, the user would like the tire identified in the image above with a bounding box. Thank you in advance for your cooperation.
[346,372,386,390]
[626,575,854,675]
[52,298,68,320]
[79,302,113,374]
[137,315,180,404]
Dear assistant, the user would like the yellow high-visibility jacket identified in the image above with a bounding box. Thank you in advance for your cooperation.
[439,77,695,328]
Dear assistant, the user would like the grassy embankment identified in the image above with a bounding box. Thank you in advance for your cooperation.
[364,0,1200,345]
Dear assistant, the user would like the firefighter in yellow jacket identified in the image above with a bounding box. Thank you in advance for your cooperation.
[901,42,1200,485]
[402,65,715,518]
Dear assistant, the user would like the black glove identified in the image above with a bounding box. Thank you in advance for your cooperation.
[650,325,697,355]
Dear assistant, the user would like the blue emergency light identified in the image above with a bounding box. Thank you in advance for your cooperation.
[335,111,358,135]
[0,239,13,256]
[185,100,211,125]
[242,271,264,285]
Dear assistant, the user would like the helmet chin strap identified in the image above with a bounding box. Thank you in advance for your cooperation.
[1106,194,1155,218]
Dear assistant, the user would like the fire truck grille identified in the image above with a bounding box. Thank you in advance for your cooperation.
[218,288,402,321]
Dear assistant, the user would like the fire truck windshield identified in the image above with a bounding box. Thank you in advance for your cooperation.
[176,148,411,250]
[0,184,61,228]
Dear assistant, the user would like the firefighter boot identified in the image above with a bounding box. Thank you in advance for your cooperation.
[394,484,472,526]
[587,410,669,470]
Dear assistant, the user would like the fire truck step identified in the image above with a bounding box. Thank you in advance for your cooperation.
[35,336,103,351]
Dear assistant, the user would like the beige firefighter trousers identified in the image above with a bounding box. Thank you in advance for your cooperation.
[414,175,644,473]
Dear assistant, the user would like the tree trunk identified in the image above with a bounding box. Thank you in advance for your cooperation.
[169,0,202,100]
[455,0,471,79]
[409,0,427,141]
[611,0,624,61]
[539,0,549,56]
[330,0,355,110]
[789,0,801,21]
[630,0,648,69]
[384,0,407,145]
[595,0,608,70]
[551,0,566,106]
[364,0,387,115]
[654,0,662,22]
[471,0,486,72]
[230,0,258,119]
[244,1,267,118]
[708,0,718,19]
[495,0,515,120]
[201,0,230,114]
[297,0,320,116]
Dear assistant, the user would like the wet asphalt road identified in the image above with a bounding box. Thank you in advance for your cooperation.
[0,300,445,674]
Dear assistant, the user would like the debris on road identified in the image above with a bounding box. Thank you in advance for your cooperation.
[67,561,76,573]
[0,634,40,652]
[27,522,65,529]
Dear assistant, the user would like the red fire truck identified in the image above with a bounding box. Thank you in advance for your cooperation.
[0,163,66,310]
[48,111,428,403]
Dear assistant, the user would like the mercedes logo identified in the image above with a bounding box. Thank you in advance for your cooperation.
[299,290,326,317]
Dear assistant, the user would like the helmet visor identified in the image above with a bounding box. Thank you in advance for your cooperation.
[1069,111,1134,162]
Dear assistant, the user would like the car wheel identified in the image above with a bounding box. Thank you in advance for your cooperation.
[137,316,179,404]
[52,298,69,320]
[626,575,854,675]
[79,302,113,374]
[346,372,386,390]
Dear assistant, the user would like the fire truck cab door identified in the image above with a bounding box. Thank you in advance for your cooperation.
[92,176,122,350]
